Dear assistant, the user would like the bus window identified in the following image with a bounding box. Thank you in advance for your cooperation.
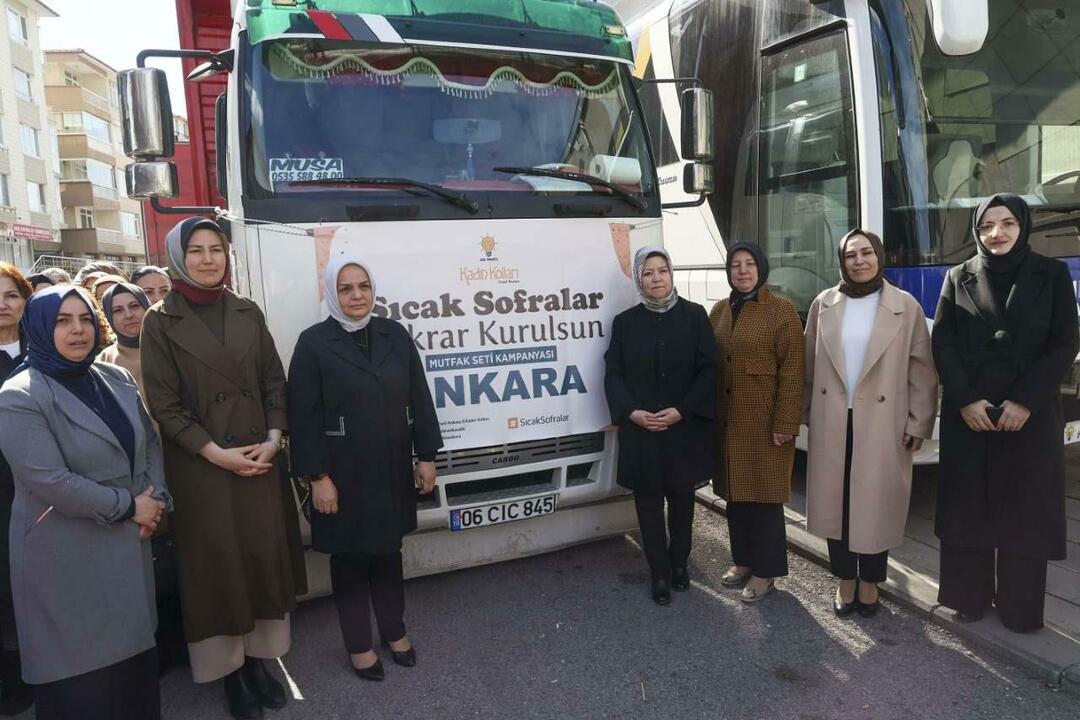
[757,31,858,316]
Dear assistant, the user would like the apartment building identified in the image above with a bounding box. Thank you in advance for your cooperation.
[0,1,63,269]
[45,48,146,265]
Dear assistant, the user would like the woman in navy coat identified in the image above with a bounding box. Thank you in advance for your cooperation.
[288,256,442,681]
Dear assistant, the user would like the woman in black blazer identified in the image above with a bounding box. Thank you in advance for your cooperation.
[932,192,1080,632]
[288,257,442,681]
[604,247,717,606]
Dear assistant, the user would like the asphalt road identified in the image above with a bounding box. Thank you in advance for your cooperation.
[156,507,1076,720]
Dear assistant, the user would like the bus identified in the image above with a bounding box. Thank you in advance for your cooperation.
[622,0,1080,461]
[120,0,713,592]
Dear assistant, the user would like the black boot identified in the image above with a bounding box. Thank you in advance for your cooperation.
[651,577,671,606]
[242,656,287,710]
[671,567,690,592]
[224,667,263,719]
[0,650,32,717]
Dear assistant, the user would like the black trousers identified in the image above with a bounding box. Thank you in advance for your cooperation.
[152,533,187,672]
[34,648,159,720]
[727,501,788,578]
[938,542,1048,632]
[330,552,407,654]
[633,487,695,581]
[828,411,889,583]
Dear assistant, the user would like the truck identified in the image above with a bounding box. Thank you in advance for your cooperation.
[619,0,1080,462]
[121,0,714,593]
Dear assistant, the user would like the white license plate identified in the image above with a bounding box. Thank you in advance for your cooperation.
[449,494,557,531]
[1065,421,1080,444]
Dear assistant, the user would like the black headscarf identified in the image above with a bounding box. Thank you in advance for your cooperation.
[101,282,150,349]
[837,228,886,298]
[973,193,1032,276]
[726,241,769,323]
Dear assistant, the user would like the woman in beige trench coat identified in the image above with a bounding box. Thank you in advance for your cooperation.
[804,229,937,617]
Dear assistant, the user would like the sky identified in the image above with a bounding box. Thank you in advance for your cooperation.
[39,0,190,117]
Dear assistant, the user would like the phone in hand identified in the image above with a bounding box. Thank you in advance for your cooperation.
[985,405,1004,425]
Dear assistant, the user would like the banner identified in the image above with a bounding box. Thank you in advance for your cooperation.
[317,218,649,450]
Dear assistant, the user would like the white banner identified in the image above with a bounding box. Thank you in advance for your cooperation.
[316,218,651,450]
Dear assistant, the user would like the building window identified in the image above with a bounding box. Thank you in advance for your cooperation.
[60,159,87,180]
[0,175,9,207]
[26,182,45,213]
[82,113,110,143]
[121,211,140,239]
[6,8,27,44]
[13,68,31,102]
[64,70,80,87]
[78,207,95,229]
[19,124,38,156]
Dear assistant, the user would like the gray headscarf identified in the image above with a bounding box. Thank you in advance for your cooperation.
[324,256,375,332]
[164,217,229,305]
[632,246,678,313]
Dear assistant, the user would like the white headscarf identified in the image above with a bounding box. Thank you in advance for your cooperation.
[632,246,678,313]
[324,256,375,332]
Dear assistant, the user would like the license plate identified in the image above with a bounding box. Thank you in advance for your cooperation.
[1065,421,1080,444]
[449,494,558,531]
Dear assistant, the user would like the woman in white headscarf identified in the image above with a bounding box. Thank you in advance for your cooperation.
[288,257,442,682]
[604,247,717,606]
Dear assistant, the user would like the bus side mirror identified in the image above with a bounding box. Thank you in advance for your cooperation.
[119,68,175,160]
[680,87,714,162]
[683,162,714,195]
[125,162,179,199]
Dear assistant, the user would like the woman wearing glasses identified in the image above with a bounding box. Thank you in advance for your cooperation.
[932,192,1079,632]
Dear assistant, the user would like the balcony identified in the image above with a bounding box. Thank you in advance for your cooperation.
[57,135,114,165]
[60,227,128,256]
[45,86,116,122]
[59,180,120,210]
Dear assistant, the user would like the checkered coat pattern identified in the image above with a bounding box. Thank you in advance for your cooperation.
[710,286,805,503]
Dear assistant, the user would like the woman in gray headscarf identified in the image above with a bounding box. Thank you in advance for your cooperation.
[288,256,442,681]
[98,282,151,397]
[604,247,717,605]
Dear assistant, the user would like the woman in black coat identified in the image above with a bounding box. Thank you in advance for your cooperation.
[0,263,31,715]
[288,257,442,681]
[604,247,717,606]
[932,192,1079,632]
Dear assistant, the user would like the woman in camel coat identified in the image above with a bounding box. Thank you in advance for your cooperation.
[804,229,938,617]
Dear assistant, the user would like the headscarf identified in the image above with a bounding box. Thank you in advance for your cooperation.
[25,273,53,289]
[20,285,100,377]
[726,241,769,322]
[324,256,375,332]
[92,274,128,298]
[632,246,678,313]
[837,228,886,298]
[165,217,230,305]
[972,192,1032,275]
[101,282,150,349]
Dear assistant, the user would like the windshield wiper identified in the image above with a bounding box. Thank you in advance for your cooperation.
[493,166,647,210]
[288,176,479,214]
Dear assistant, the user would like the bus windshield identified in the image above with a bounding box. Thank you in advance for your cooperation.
[242,39,656,208]
[882,0,1080,266]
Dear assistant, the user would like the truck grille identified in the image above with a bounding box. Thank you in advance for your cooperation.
[432,432,605,477]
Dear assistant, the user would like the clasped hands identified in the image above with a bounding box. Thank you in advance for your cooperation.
[960,399,1031,433]
[202,439,281,477]
[630,408,682,432]
[130,486,166,540]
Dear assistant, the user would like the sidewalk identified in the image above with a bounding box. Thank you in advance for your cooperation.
[695,447,1080,696]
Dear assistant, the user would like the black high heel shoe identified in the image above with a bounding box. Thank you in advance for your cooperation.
[651,577,671,606]
[834,581,858,618]
[382,640,417,668]
[242,656,287,709]
[857,583,881,617]
[224,667,264,719]
[352,658,385,682]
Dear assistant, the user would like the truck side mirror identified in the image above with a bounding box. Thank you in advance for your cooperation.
[119,68,175,160]
[125,161,179,199]
[683,162,714,195]
[680,87,714,162]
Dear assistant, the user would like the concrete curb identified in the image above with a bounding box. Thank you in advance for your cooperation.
[695,488,1080,696]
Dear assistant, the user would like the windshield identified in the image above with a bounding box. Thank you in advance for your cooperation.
[879,0,1080,265]
[242,39,656,216]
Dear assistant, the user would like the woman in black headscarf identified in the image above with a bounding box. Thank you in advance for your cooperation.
[932,193,1079,632]
[99,283,151,397]
[604,247,717,606]
[709,242,804,603]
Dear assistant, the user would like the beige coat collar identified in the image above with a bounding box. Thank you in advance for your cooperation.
[817,282,908,389]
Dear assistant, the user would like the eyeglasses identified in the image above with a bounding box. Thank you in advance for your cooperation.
[976,218,1019,237]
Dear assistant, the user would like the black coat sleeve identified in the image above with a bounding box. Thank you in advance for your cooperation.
[286,331,328,477]
[1010,262,1080,413]
[676,303,718,420]
[932,269,981,409]
[408,334,443,458]
[603,311,639,425]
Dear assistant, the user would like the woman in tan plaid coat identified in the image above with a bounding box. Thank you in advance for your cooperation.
[710,242,804,603]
